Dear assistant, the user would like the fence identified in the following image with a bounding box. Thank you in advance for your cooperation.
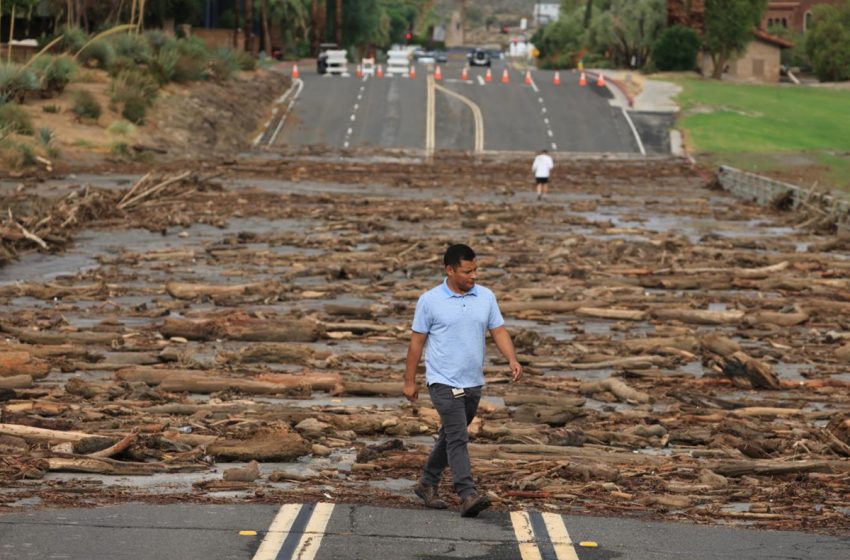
[717,165,850,228]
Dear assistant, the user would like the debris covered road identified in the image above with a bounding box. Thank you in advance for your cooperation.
[1,153,849,535]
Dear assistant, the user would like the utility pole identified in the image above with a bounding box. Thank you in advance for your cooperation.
[335,0,342,46]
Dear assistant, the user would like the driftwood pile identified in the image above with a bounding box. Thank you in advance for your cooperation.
[1,156,849,533]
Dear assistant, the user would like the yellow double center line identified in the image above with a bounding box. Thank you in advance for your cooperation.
[252,502,334,560]
[426,73,484,154]
[510,510,580,560]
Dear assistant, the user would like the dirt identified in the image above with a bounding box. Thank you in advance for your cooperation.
[11,68,289,173]
[0,152,849,535]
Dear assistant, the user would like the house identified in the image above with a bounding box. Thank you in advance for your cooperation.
[533,3,561,26]
[667,0,705,34]
[762,1,843,33]
[699,29,793,82]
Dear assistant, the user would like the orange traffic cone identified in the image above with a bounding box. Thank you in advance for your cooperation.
[579,72,587,87]
[484,68,492,82]
[596,72,605,87]
[524,70,532,85]
[291,63,299,79]
[356,64,363,78]
[461,66,469,81]
[410,65,416,79]
[553,71,561,86]
[501,68,509,83]
[376,65,384,78]
[434,65,442,81]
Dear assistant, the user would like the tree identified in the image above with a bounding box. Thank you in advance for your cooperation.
[703,0,767,79]
[805,2,850,82]
[653,25,700,71]
[589,0,664,68]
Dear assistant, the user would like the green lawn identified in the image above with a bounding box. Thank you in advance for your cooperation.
[668,76,850,190]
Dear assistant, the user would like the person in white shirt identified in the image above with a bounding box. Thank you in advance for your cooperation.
[532,149,554,201]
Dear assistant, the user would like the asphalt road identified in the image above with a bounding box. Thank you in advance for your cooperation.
[1,503,848,559]
[274,58,640,154]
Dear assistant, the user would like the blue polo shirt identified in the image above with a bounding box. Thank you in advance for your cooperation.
[411,279,505,388]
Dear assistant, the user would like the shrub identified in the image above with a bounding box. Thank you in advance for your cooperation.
[653,25,701,71]
[110,140,131,156]
[0,104,34,135]
[31,55,78,96]
[108,119,137,136]
[16,142,36,166]
[78,40,115,69]
[172,38,209,83]
[149,45,180,85]
[235,49,258,71]
[144,30,174,53]
[110,69,159,108]
[0,64,38,103]
[805,3,850,82]
[72,90,102,121]
[110,33,152,64]
[121,95,148,124]
[57,27,89,54]
[37,127,54,146]
[209,47,240,81]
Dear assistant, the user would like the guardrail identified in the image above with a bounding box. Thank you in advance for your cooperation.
[717,165,850,227]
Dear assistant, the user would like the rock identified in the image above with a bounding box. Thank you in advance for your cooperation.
[295,418,332,439]
[698,469,728,489]
[223,460,260,482]
[311,444,332,457]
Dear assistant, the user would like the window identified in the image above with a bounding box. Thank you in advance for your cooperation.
[781,18,787,28]
[804,11,813,32]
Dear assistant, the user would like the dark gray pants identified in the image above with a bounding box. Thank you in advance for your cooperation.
[422,383,482,500]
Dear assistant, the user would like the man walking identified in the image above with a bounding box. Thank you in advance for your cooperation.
[404,244,523,517]
[532,148,554,200]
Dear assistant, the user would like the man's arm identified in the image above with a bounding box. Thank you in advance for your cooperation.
[490,326,522,382]
[404,331,428,402]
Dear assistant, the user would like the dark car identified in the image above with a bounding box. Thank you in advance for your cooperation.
[434,50,448,63]
[467,48,491,67]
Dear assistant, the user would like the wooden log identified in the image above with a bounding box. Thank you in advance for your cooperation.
[701,333,740,357]
[501,393,586,408]
[721,351,781,390]
[513,404,586,426]
[254,372,342,393]
[218,343,317,365]
[0,351,50,378]
[207,428,310,461]
[321,321,394,334]
[323,304,376,319]
[711,459,843,477]
[342,381,404,397]
[160,316,320,342]
[0,423,103,443]
[620,336,699,354]
[46,456,207,475]
[0,324,124,346]
[158,375,310,395]
[579,377,651,403]
[500,301,593,313]
[468,443,662,466]
[651,308,745,325]
[0,374,33,389]
[0,342,91,359]
[576,307,647,321]
[87,433,137,459]
[567,355,668,370]
[745,310,809,327]
[165,281,275,300]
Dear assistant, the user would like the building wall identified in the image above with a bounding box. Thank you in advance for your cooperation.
[700,39,782,82]
[193,28,239,51]
[762,0,843,33]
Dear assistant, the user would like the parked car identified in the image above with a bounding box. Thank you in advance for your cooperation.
[467,48,491,67]
[317,42,339,74]
[434,50,448,63]
[415,51,436,64]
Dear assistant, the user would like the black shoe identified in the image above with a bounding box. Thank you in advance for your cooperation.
[459,493,490,517]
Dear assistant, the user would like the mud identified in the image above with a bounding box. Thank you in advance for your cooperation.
[1,153,849,535]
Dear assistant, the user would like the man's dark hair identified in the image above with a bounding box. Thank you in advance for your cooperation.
[444,244,476,267]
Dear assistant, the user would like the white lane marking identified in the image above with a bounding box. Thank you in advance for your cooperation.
[344,141,349,148]
[350,114,356,121]
[547,129,553,137]
[531,80,539,93]
[542,512,580,560]
[265,78,304,146]
[354,103,359,110]
[347,128,353,135]
[621,106,647,156]
[290,502,335,560]
[538,96,544,103]
[510,511,543,560]
[551,142,558,150]
[426,74,436,155]
[477,75,485,86]
[251,504,303,560]
[542,107,547,114]
[544,118,549,124]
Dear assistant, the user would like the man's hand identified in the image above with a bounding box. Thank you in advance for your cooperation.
[509,360,523,382]
[403,380,419,402]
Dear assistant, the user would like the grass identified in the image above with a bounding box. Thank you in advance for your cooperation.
[669,76,850,190]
